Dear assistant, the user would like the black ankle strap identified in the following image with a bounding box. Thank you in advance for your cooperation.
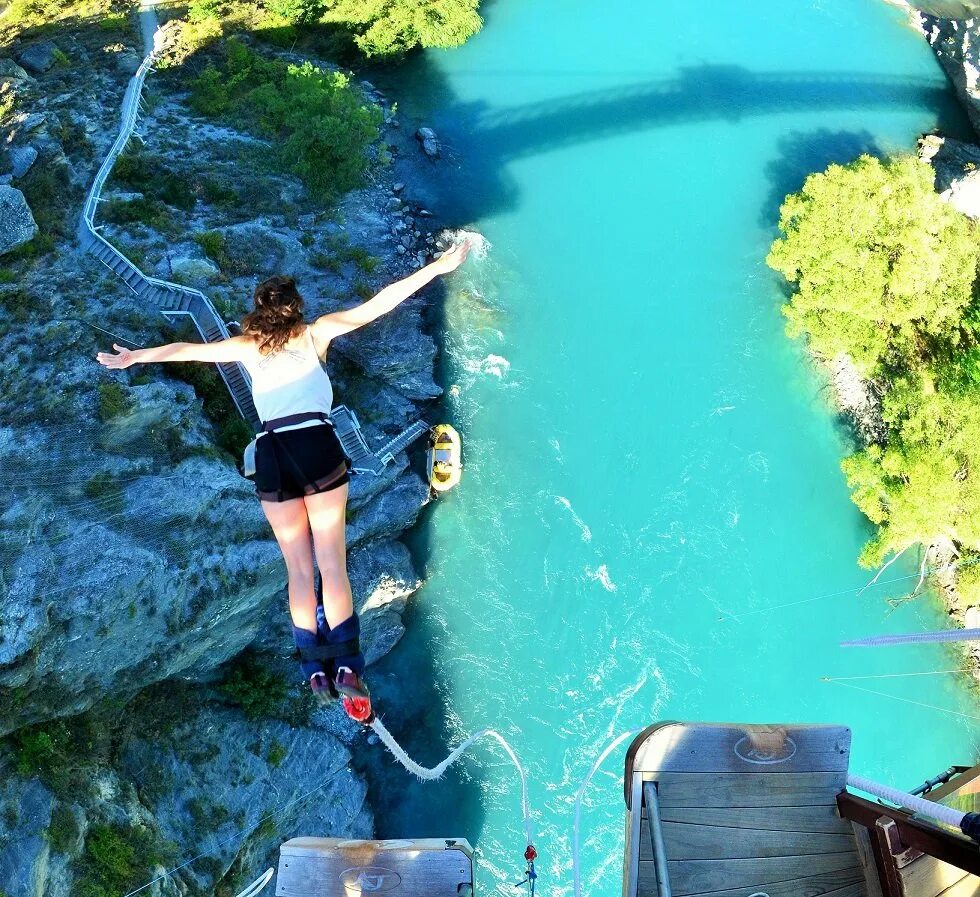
[296,638,360,661]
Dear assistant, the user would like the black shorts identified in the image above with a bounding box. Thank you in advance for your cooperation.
[254,423,350,503]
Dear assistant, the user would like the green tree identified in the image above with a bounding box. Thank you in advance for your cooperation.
[324,0,483,56]
[767,154,980,375]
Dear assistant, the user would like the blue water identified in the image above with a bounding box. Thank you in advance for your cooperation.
[366,2,979,893]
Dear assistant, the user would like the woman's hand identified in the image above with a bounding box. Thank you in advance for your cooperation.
[434,239,472,273]
[96,343,139,369]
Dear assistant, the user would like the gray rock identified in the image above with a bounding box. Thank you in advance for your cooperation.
[351,540,420,663]
[9,145,37,178]
[115,51,141,75]
[346,470,429,547]
[170,255,220,284]
[19,112,48,133]
[392,182,405,192]
[920,133,980,218]
[0,186,37,255]
[416,126,441,159]
[385,196,402,211]
[923,16,980,136]
[0,59,34,83]
[400,234,414,248]
[17,41,59,75]
[0,174,12,186]
[0,768,53,897]
[118,705,372,894]
[0,439,285,733]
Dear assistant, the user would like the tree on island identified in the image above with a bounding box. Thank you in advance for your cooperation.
[768,153,980,601]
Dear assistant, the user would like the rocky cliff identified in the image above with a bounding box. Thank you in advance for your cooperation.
[0,5,444,895]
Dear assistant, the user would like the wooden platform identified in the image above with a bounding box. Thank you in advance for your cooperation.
[275,837,473,896]
[623,722,865,897]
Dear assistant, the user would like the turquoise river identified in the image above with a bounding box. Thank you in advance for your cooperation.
[362,2,980,894]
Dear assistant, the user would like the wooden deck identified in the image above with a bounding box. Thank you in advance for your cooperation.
[624,722,865,897]
[275,837,473,896]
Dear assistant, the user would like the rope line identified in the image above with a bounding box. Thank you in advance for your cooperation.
[824,679,980,722]
[821,669,973,682]
[572,730,639,897]
[724,555,980,621]
[369,716,534,848]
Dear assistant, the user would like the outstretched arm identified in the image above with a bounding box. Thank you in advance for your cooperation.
[96,336,250,369]
[312,240,471,347]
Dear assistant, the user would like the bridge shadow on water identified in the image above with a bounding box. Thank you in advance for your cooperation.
[373,56,969,223]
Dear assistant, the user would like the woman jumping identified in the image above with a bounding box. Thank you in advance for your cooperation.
[97,241,471,721]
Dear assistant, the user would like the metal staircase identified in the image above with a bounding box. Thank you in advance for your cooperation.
[78,46,259,427]
[331,405,429,475]
[79,20,431,473]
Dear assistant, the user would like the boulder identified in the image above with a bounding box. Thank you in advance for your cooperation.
[0,185,37,255]
[345,470,429,548]
[416,126,441,159]
[170,255,220,284]
[0,59,34,83]
[9,145,37,178]
[17,41,59,75]
[115,51,141,75]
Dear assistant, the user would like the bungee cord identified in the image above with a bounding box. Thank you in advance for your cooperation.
[823,678,980,722]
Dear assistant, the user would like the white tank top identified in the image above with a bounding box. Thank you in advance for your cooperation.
[241,327,334,428]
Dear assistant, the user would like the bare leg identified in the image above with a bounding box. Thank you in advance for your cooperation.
[260,497,317,632]
[305,482,353,629]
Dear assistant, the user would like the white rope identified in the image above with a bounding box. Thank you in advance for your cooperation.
[847,774,966,828]
[572,730,639,897]
[369,716,534,848]
[233,868,274,897]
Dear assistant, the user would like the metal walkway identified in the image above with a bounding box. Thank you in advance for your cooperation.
[79,11,430,472]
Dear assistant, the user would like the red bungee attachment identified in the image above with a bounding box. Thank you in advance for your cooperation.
[335,667,375,724]
[515,844,537,894]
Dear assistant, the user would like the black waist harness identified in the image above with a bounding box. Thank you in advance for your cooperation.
[241,412,335,480]
[260,411,333,434]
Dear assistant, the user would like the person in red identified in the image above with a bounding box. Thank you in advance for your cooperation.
[98,241,472,722]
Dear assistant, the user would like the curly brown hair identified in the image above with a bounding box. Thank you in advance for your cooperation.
[241,276,306,354]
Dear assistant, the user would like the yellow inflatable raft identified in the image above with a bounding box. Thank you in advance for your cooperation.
[427,424,462,493]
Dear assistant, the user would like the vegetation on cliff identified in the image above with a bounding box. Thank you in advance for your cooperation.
[768,154,980,604]
[173,0,482,61]
[190,39,382,202]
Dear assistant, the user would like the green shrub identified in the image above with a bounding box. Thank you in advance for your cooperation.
[201,177,239,206]
[219,652,289,721]
[101,197,171,228]
[267,740,287,768]
[189,41,382,202]
[48,804,80,853]
[74,823,174,897]
[309,251,341,274]
[97,382,130,421]
[188,797,230,828]
[168,361,252,457]
[193,230,229,269]
[13,161,75,258]
[83,471,124,515]
[0,287,42,321]
[0,269,16,283]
